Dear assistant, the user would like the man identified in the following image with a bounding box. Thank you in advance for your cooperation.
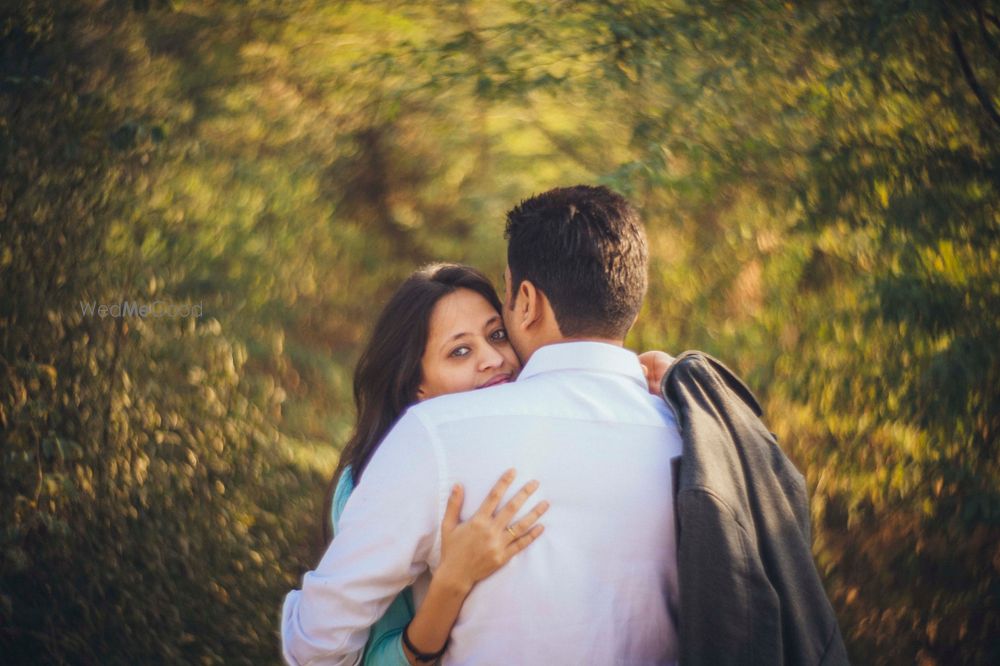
[283,185,683,665]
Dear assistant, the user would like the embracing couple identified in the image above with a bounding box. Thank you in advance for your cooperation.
[282,185,847,665]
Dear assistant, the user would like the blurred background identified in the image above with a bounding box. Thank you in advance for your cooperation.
[1,1,998,663]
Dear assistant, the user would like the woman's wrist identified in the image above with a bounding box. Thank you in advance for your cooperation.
[403,622,449,663]
[402,564,468,665]
[431,561,474,598]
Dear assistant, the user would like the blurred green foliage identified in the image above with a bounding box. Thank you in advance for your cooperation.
[1,1,998,664]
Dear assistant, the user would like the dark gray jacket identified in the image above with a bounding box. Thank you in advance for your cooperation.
[660,351,849,666]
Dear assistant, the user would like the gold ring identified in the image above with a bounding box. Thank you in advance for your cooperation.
[506,526,517,539]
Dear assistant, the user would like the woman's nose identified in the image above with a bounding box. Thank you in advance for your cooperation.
[477,344,505,371]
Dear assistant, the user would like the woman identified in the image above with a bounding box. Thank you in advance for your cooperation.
[324,263,548,666]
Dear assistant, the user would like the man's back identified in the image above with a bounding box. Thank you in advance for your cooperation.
[281,185,676,666]
[411,342,682,665]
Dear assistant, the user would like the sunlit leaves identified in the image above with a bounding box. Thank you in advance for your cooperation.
[2,0,999,663]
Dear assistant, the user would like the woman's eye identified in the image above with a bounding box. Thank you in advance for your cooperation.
[490,328,508,342]
[449,346,471,358]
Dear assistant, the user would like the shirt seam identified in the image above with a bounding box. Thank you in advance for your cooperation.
[425,411,678,431]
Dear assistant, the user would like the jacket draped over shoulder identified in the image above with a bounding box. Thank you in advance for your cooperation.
[661,351,849,666]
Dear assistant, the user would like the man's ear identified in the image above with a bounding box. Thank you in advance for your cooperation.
[516,279,543,331]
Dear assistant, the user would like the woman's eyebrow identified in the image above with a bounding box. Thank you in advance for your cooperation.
[439,316,501,351]
[439,330,472,352]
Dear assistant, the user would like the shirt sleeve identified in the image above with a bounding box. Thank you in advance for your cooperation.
[282,410,441,666]
[331,468,416,666]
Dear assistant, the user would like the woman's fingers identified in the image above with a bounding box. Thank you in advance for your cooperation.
[441,483,464,533]
[493,478,541,526]
[638,350,674,395]
[473,468,517,519]
[505,524,545,559]
[507,499,550,540]
[437,474,547,584]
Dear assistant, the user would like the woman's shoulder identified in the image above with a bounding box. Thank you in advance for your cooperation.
[330,465,355,535]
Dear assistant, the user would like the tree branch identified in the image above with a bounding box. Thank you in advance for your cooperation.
[976,2,1000,64]
[949,28,1000,131]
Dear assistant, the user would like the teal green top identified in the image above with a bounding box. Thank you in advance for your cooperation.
[331,466,415,666]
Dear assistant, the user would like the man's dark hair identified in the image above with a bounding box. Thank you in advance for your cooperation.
[504,185,648,339]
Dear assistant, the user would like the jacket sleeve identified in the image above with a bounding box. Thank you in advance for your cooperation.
[676,487,781,666]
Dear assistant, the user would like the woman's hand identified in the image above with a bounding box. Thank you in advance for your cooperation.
[400,471,547,664]
[638,350,674,396]
[435,469,548,595]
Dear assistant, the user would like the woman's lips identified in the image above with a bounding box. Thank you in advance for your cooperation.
[478,373,512,389]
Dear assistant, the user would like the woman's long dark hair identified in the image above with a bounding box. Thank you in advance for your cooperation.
[321,263,504,545]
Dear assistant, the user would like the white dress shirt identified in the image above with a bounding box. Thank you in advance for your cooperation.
[282,341,683,665]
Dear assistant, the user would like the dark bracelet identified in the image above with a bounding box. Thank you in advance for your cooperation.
[402,622,449,663]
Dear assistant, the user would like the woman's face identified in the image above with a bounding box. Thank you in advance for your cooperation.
[416,288,521,401]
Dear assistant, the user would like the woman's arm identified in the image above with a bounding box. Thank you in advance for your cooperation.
[400,470,548,664]
[331,468,413,666]
[330,468,547,666]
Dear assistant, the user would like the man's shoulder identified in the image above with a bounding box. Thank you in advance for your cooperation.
[407,380,529,425]
[408,373,676,430]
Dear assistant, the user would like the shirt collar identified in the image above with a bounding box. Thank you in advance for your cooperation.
[516,341,648,390]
